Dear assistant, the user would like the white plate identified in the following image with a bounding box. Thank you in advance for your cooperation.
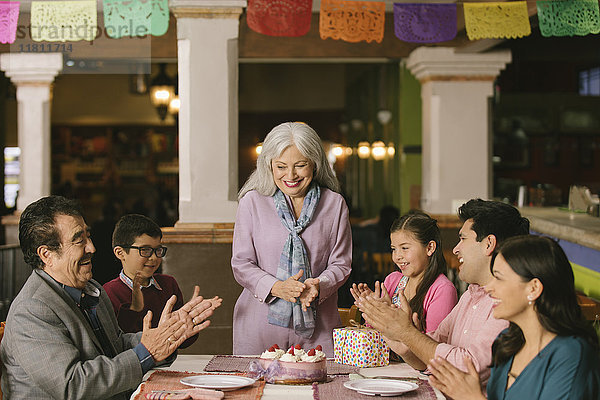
[344,379,419,396]
[180,375,256,391]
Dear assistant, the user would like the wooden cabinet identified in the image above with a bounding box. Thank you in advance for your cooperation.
[51,125,178,225]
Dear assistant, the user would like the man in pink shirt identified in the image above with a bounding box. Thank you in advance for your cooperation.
[358,199,529,386]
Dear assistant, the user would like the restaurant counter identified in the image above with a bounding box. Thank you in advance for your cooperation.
[520,207,600,300]
[520,206,600,251]
[133,355,445,399]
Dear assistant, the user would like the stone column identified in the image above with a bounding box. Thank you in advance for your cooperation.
[170,0,245,224]
[405,47,511,214]
[0,53,62,211]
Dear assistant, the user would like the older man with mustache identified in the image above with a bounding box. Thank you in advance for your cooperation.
[0,196,221,399]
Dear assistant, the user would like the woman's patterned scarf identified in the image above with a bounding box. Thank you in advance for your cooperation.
[267,183,320,338]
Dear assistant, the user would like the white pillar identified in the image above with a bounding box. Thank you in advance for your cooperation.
[405,47,511,214]
[0,53,62,211]
[170,0,245,224]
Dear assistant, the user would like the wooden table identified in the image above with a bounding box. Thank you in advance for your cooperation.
[133,355,445,399]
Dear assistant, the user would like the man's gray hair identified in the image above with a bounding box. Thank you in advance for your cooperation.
[238,122,340,199]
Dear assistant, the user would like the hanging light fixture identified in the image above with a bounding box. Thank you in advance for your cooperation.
[357,141,371,159]
[376,110,395,159]
[377,109,392,126]
[332,144,344,158]
[168,97,180,115]
[351,119,364,132]
[168,73,179,117]
[371,140,386,161]
[387,142,395,157]
[149,63,175,121]
[255,142,263,155]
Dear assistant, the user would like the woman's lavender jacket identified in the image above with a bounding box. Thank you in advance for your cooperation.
[231,188,352,356]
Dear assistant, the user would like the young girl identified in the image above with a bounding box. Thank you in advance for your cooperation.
[351,211,457,332]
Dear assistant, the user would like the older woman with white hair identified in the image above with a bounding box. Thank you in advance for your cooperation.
[231,122,352,355]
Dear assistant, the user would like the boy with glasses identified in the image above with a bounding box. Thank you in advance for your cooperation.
[104,214,219,348]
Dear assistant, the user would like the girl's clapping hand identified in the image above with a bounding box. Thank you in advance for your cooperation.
[370,281,392,305]
[350,282,373,302]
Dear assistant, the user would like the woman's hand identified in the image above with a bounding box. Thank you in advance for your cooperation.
[428,356,486,400]
[271,270,306,302]
[299,278,320,311]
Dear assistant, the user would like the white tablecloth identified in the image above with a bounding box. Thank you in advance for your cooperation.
[133,355,445,399]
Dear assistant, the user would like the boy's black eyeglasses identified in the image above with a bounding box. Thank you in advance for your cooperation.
[119,245,168,258]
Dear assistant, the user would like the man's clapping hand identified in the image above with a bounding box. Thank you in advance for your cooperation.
[141,286,222,361]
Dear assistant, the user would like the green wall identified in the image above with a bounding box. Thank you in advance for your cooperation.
[397,64,422,213]
[572,263,600,300]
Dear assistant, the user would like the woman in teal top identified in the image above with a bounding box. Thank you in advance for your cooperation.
[426,235,600,400]
[486,334,599,399]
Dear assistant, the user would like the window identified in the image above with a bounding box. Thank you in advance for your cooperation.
[579,67,600,96]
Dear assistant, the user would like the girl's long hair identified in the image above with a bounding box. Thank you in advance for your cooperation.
[390,211,448,331]
[491,235,599,366]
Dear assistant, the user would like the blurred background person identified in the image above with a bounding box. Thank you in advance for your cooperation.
[91,199,123,285]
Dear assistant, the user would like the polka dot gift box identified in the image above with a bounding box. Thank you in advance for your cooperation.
[333,327,390,367]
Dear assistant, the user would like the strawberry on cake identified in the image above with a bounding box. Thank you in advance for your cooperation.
[259,343,285,360]
[258,344,327,384]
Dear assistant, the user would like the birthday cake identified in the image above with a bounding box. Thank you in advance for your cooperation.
[258,344,327,384]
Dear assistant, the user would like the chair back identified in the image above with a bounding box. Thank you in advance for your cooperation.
[577,293,600,322]
[361,251,394,277]
[338,305,361,327]
[372,253,395,276]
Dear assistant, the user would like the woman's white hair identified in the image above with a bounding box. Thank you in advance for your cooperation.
[239,122,341,199]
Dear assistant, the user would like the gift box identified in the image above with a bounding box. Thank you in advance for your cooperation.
[333,327,389,367]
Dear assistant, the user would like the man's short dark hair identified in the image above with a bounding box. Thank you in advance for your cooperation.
[458,199,530,244]
[19,196,83,269]
[112,214,162,251]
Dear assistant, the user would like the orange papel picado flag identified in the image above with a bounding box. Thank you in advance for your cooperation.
[319,0,385,44]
